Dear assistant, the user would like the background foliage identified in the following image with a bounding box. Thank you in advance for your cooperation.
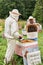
[0,0,36,19]
[0,0,43,65]
[33,0,43,23]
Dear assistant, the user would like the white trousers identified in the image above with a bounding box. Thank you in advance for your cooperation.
[4,39,16,64]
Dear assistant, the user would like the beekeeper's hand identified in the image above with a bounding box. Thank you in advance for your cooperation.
[19,35,23,39]
[37,23,42,32]
[14,32,23,39]
[4,33,14,39]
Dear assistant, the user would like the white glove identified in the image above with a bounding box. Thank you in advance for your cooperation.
[4,33,14,39]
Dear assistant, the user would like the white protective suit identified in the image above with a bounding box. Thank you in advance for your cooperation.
[4,15,21,64]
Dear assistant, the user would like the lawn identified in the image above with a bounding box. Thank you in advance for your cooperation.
[0,19,43,65]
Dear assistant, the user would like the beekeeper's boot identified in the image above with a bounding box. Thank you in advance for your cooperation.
[3,63,9,65]
[3,62,9,65]
[11,59,16,65]
[4,58,9,65]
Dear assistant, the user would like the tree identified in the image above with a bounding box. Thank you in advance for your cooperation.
[0,0,16,18]
[33,0,43,23]
[0,0,36,19]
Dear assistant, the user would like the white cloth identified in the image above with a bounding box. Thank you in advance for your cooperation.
[27,32,38,39]
[4,16,21,38]
[4,16,21,63]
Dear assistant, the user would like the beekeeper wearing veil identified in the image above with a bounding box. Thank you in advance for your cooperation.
[24,16,42,32]
[4,9,22,65]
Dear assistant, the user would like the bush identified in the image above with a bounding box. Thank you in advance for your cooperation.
[33,0,43,23]
[0,0,36,19]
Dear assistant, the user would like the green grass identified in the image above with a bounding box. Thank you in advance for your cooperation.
[38,31,43,63]
[0,20,43,65]
[0,31,43,65]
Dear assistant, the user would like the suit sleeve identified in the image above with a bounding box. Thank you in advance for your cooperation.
[4,19,14,39]
[11,21,21,39]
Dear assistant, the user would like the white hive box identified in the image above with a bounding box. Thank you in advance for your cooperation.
[27,51,41,65]
[15,41,38,56]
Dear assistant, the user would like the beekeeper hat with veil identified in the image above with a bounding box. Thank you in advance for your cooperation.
[9,9,21,21]
[27,16,36,23]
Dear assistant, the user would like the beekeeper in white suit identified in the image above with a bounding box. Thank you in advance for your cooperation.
[25,16,42,32]
[4,9,22,65]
